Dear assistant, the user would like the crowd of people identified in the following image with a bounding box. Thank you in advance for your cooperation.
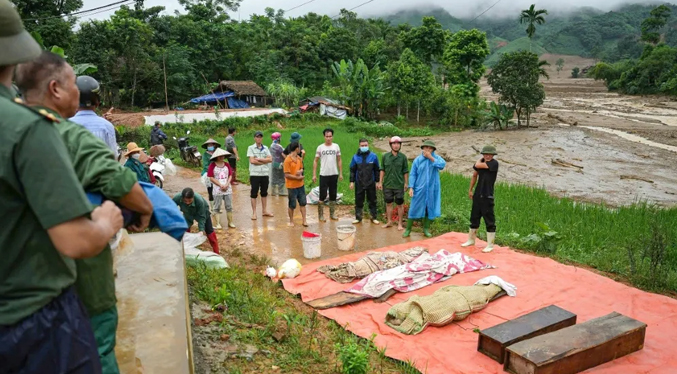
[0,3,499,373]
[193,126,499,247]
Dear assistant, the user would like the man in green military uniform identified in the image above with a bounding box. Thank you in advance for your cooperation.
[15,51,154,374]
[378,136,409,231]
[0,1,124,372]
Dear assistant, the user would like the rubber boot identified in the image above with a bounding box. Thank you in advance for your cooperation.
[329,201,338,220]
[461,229,477,247]
[279,185,288,196]
[423,218,433,238]
[402,219,414,238]
[213,213,222,230]
[353,207,363,224]
[271,185,278,196]
[227,212,236,228]
[207,232,220,254]
[483,232,496,253]
[318,203,326,222]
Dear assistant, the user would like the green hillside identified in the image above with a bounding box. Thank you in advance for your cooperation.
[486,37,549,66]
[381,3,677,63]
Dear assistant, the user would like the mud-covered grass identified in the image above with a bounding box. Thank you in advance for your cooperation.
[186,248,423,374]
[432,173,677,293]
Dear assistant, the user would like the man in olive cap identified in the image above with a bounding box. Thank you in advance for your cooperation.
[1,1,124,372]
[462,145,500,252]
[403,140,446,238]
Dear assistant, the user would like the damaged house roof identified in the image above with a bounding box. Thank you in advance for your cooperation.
[217,81,267,96]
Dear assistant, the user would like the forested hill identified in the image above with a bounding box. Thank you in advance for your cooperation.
[381,3,677,63]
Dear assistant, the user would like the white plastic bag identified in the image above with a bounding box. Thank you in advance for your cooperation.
[183,232,228,269]
[278,259,302,279]
[164,158,177,176]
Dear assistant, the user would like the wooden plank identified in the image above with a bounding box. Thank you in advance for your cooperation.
[504,312,647,374]
[478,305,577,364]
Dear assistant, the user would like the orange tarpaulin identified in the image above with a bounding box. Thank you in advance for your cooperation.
[282,232,677,374]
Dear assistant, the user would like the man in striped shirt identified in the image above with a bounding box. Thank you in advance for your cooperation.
[70,75,118,158]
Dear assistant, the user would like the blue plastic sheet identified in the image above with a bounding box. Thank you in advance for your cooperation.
[227,97,250,109]
[190,91,235,104]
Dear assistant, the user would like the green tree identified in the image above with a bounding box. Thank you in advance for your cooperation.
[400,16,447,65]
[14,0,82,50]
[487,50,546,127]
[442,29,490,96]
[641,5,672,45]
[571,67,580,78]
[556,58,565,75]
[519,4,548,51]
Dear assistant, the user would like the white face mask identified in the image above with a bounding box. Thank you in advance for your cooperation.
[131,153,141,160]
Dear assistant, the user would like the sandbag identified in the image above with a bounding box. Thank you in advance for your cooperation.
[183,232,228,269]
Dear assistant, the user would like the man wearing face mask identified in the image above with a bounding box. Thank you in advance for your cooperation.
[123,142,151,183]
[349,138,381,224]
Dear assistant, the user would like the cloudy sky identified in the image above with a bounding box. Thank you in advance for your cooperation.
[79,0,670,22]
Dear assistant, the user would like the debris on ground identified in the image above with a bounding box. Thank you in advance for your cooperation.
[620,175,654,184]
[551,158,584,170]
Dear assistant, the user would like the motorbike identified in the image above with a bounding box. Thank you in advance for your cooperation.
[174,131,201,167]
[149,154,176,189]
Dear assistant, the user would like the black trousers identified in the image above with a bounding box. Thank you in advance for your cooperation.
[205,214,214,235]
[470,197,496,232]
[207,185,213,201]
[355,185,377,221]
[319,175,338,202]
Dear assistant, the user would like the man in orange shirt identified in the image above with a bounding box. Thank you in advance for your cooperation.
[284,142,308,227]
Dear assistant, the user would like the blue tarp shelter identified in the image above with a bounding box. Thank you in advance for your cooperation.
[227,97,249,109]
[190,91,235,104]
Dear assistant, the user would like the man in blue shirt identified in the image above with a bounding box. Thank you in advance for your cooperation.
[70,76,118,158]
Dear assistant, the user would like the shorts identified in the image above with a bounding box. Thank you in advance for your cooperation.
[250,176,269,199]
[288,187,307,209]
[384,188,405,205]
[228,157,237,170]
[0,287,102,374]
[213,194,233,213]
[319,175,339,202]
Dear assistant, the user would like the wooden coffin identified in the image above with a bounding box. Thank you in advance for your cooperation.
[504,312,647,374]
[477,305,577,364]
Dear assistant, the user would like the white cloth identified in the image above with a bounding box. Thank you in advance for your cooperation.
[247,144,271,176]
[347,250,493,298]
[306,186,344,205]
[474,276,517,297]
[315,143,341,176]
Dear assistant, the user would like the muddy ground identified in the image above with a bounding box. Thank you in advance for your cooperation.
[382,55,677,208]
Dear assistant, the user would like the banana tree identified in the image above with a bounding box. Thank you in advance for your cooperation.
[49,46,98,76]
[487,101,514,130]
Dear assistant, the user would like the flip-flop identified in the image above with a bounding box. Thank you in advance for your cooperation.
[287,222,295,227]
[302,223,309,227]
[251,215,257,220]
[263,213,274,217]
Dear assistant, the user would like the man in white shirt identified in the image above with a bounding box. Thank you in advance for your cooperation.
[312,128,343,221]
[247,131,274,220]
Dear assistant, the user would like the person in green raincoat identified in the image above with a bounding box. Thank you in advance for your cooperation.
[15,50,154,374]
[123,142,151,183]
[402,140,446,238]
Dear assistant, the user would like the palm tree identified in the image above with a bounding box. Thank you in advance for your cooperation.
[520,4,548,52]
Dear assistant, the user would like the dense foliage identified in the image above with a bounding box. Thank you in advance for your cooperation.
[384,4,677,63]
[20,1,499,126]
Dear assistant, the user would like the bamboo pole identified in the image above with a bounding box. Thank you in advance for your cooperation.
[163,52,169,112]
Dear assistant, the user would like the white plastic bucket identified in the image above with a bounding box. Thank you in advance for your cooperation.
[302,234,322,259]
[336,225,357,251]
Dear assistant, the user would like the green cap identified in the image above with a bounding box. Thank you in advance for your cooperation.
[290,132,302,141]
[0,0,42,66]
[420,140,436,150]
[481,145,498,155]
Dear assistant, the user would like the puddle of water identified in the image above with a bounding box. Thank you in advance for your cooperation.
[225,185,425,265]
[581,126,677,153]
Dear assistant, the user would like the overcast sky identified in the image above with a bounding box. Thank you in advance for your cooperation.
[79,0,671,23]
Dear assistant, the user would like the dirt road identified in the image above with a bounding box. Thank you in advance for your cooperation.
[164,167,425,266]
